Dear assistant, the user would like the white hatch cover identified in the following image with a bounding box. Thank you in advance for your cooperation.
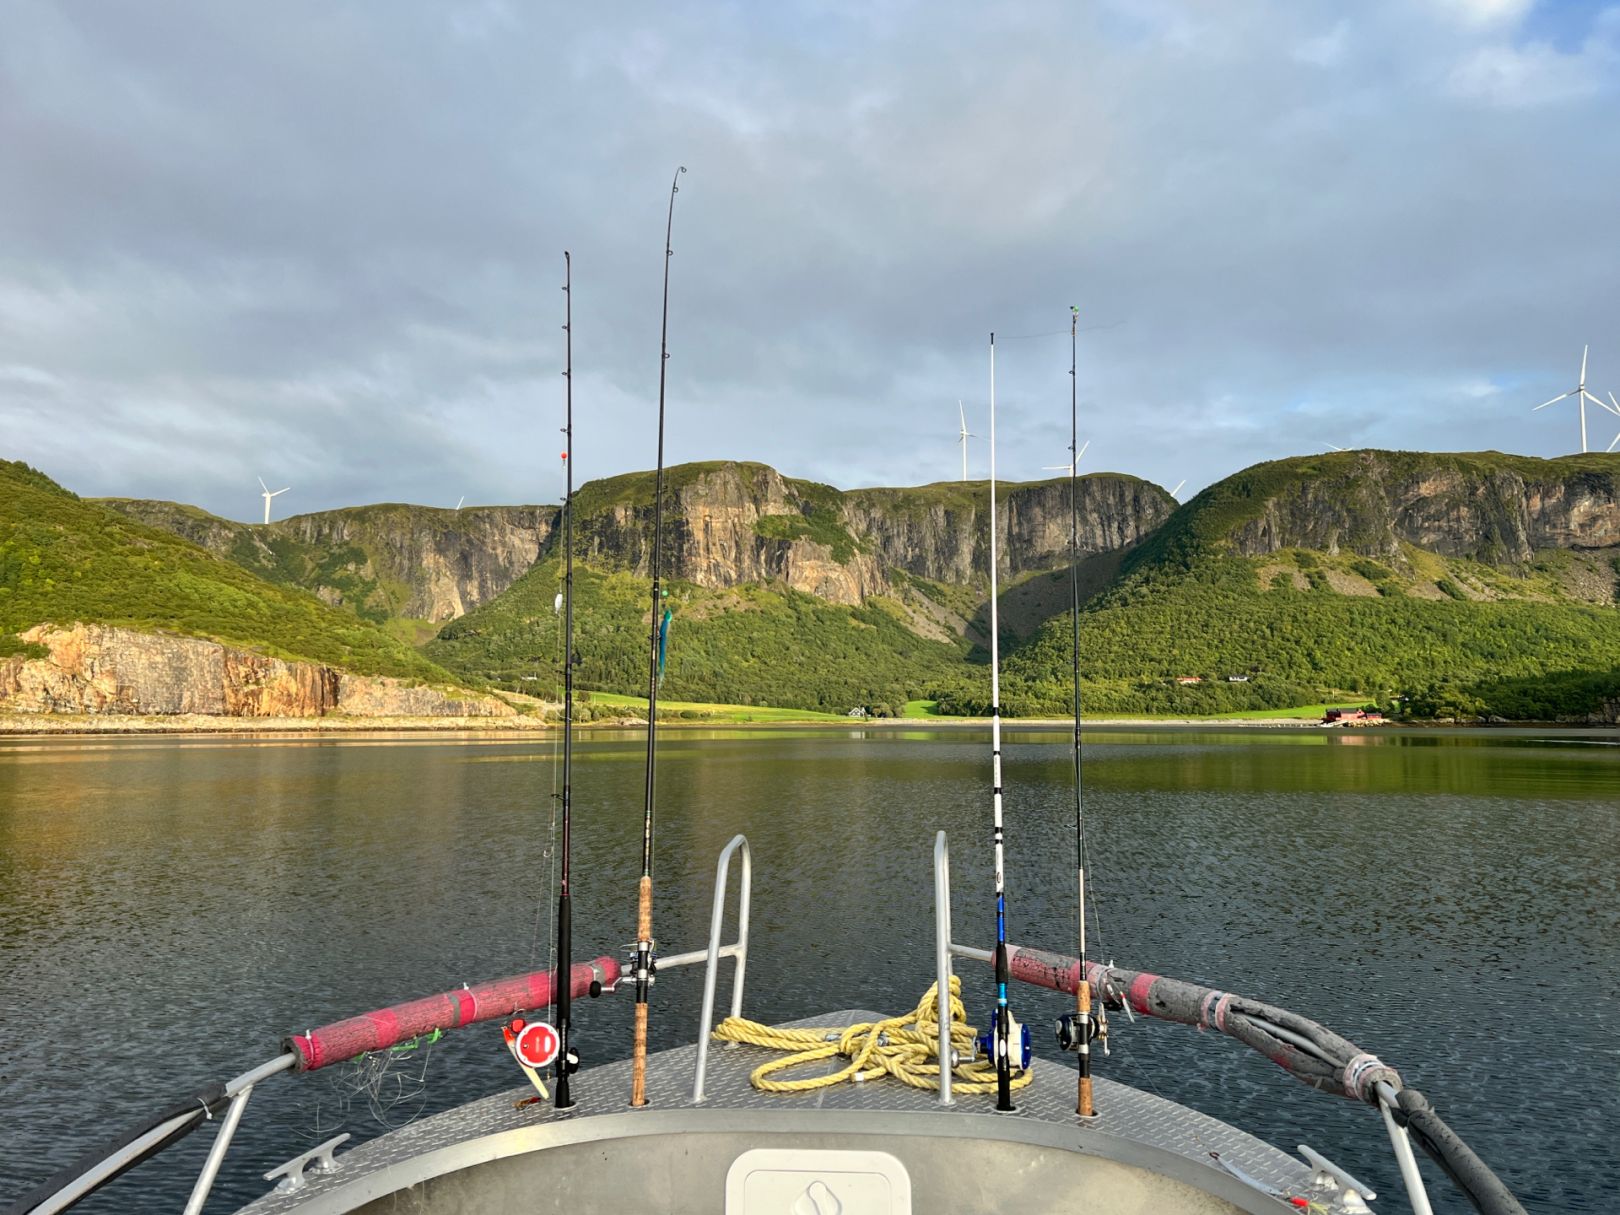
[725,1148,913,1215]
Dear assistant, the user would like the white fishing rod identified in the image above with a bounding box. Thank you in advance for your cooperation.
[987,330,1018,1113]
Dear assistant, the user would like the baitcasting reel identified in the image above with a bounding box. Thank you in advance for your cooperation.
[1054,1008,1110,1056]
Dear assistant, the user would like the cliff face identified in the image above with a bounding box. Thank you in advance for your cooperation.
[574,464,884,605]
[573,463,1174,603]
[0,625,513,717]
[101,463,1175,620]
[99,499,556,622]
[276,505,555,620]
[1219,453,1620,564]
[844,476,1176,585]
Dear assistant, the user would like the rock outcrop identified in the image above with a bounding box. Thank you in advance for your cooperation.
[844,475,1175,585]
[101,464,1176,616]
[1219,453,1620,565]
[575,464,887,605]
[573,463,1174,604]
[0,625,513,718]
[99,499,555,622]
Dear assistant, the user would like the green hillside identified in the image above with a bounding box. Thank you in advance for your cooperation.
[426,558,969,715]
[998,552,1620,717]
[996,451,1620,720]
[0,461,456,681]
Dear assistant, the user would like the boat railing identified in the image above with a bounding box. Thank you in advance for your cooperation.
[935,827,1517,1215]
[15,836,753,1215]
[16,832,1524,1215]
[656,832,752,1103]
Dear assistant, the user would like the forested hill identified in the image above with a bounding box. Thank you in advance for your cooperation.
[1000,451,1620,720]
[0,460,454,682]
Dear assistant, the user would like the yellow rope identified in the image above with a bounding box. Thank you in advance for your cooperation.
[710,976,1034,1096]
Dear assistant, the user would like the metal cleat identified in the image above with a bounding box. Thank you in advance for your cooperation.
[264,1133,350,1193]
[1298,1143,1376,1212]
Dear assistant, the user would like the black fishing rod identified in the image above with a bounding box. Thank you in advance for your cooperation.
[1063,305,1098,1118]
[553,251,579,1110]
[632,165,685,1108]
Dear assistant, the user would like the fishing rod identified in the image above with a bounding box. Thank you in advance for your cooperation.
[631,165,685,1108]
[553,251,579,1110]
[987,331,1017,1113]
[1061,305,1099,1119]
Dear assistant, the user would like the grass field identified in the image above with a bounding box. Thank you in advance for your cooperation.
[583,691,1362,724]
[584,691,850,723]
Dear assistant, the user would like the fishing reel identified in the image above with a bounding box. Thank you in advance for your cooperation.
[621,942,657,991]
[975,1008,1033,1072]
[1055,1008,1109,1057]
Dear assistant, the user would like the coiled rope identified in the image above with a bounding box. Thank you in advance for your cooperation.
[710,976,1034,1096]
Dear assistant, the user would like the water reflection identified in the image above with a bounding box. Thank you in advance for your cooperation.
[0,728,1613,1214]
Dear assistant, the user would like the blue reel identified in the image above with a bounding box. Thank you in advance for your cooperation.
[976,1008,1033,1072]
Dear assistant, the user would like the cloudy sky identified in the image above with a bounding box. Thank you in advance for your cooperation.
[2,0,1618,520]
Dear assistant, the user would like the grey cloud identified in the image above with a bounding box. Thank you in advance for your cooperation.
[1,0,1617,522]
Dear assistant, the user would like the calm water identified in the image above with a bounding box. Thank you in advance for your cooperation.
[0,726,1615,1213]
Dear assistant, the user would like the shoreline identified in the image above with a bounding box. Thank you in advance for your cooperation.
[2,712,1612,737]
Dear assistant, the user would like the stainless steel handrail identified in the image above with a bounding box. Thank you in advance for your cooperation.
[688,833,753,1103]
[933,830,955,1106]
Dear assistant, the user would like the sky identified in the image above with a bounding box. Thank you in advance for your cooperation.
[2,0,1618,521]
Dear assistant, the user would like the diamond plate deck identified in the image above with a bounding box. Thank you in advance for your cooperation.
[240,1010,1321,1214]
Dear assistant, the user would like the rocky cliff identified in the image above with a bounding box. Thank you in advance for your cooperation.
[1198,451,1620,564]
[104,463,1174,617]
[844,474,1175,586]
[99,499,555,622]
[0,624,514,717]
[569,462,1174,605]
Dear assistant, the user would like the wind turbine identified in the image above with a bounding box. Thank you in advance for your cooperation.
[957,401,974,481]
[1608,393,1620,453]
[456,496,466,511]
[1043,438,1090,477]
[1321,442,1347,452]
[1169,479,1187,499]
[257,477,289,525]
[1532,346,1619,453]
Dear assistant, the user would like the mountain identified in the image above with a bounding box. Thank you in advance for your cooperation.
[98,498,553,632]
[23,450,1620,721]
[1000,451,1620,720]
[105,461,1172,629]
[0,461,509,717]
[422,462,1173,712]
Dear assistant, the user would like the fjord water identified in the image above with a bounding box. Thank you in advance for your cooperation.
[0,728,1614,1213]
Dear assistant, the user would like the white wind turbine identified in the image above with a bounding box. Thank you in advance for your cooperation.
[258,477,289,525]
[1043,438,1090,478]
[1169,479,1187,499]
[1608,393,1620,453]
[1321,442,1347,452]
[1533,346,1619,453]
[957,401,974,481]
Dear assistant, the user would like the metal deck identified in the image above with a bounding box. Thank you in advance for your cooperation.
[240,1011,1318,1214]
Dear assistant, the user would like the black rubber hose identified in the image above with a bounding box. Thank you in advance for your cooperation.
[1394,1087,1528,1215]
[4,1082,228,1214]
